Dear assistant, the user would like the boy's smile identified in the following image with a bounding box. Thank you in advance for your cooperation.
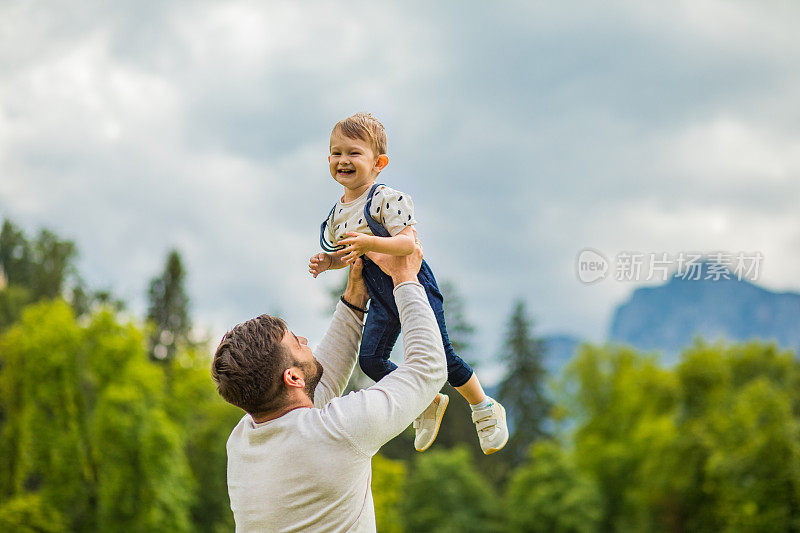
[329,130,387,202]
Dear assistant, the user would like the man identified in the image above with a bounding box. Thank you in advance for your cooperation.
[212,242,446,532]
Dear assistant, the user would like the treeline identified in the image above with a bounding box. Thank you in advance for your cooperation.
[0,219,241,532]
[2,218,800,532]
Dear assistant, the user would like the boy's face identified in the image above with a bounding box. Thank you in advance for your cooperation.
[329,129,384,193]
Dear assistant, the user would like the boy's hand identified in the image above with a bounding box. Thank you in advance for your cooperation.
[366,230,423,286]
[309,253,332,278]
[338,232,375,265]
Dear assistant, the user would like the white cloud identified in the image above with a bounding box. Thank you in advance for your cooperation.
[666,116,799,184]
[1,1,799,385]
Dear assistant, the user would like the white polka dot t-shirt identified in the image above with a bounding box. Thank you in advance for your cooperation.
[327,184,417,247]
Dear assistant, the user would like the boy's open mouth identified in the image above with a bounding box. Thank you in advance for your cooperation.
[337,169,355,175]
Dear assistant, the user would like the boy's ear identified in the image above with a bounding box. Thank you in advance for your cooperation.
[375,154,389,172]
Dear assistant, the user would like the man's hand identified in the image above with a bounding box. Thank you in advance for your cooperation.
[342,258,369,316]
[309,253,333,278]
[337,232,375,265]
[366,229,423,286]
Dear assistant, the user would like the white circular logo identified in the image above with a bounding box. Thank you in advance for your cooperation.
[576,248,609,284]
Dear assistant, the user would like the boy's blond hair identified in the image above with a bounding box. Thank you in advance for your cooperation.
[331,112,387,156]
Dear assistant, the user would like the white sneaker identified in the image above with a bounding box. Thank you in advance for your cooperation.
[413,394,449,451]
[471,398,508,455]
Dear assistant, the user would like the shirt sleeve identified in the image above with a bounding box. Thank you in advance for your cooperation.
[312,301,363,408]
[371,187,417,236]
[318,282,447,457]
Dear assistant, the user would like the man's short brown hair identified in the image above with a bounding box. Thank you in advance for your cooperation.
[211,314,291,416]
[332,112,387,156]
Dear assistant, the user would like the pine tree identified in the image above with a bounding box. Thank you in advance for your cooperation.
[439,280,475,363]
[380,281,483,463]
[147,249,190,361]
[497,299,551,466]
[401,447,502,532]
[0,220,33,289]
[0,220,77,300]
[0,219,97,329]
[29,229,77,301]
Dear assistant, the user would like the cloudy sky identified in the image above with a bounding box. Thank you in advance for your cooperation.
[2,0,798,382]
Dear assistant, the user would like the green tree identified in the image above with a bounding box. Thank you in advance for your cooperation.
[0,301,94,527]
[372,454,406,533]
[0,285,31,332]
[91,383,195,532]
[0,219,35,290]
[167,348,243,533]
[147,249,190,361]
[0,301,197,531]
[559,340,800,532]
[671,341,800,532]
[0,493,68,533]
[506,440,602,533]
[425,281,490,472]
[0,219,117,330]
[0,220,78,329]
[433,281,477,448]
[401,446,501,532]
[0,223,250,532]
[28,229,77,301]
[0,220,77,302]
[439,280,475,360]
[561,344,678,532]
[497,300,551,465]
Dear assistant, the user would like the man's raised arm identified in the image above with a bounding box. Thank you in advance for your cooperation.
[321,237,448,456]
[312,259,370,407]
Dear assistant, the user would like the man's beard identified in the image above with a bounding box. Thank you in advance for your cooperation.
[303,359,324,402]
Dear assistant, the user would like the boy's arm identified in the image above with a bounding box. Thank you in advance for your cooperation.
[338,226,416,264]
[327,252,347,269]
[308,252,347,278]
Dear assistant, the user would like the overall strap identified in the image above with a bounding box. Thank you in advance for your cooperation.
[363,183,391,238]
[319,203,344,252]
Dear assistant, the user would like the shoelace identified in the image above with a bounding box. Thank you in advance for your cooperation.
[471,406,497,436]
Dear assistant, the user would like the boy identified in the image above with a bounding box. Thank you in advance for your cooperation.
[308,112,508,454]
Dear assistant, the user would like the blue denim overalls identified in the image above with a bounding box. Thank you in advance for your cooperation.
[321,183,473,387]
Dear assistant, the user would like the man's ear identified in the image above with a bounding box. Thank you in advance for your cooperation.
[375,154,389,172]
[283,367,306,390]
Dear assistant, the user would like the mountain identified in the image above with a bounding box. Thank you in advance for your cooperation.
[610,268,800,360]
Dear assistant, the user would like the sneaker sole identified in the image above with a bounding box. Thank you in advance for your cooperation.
[483,404,509,455]
[415,395,449,452]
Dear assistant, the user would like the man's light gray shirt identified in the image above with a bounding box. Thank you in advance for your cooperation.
[226,282,446,532]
